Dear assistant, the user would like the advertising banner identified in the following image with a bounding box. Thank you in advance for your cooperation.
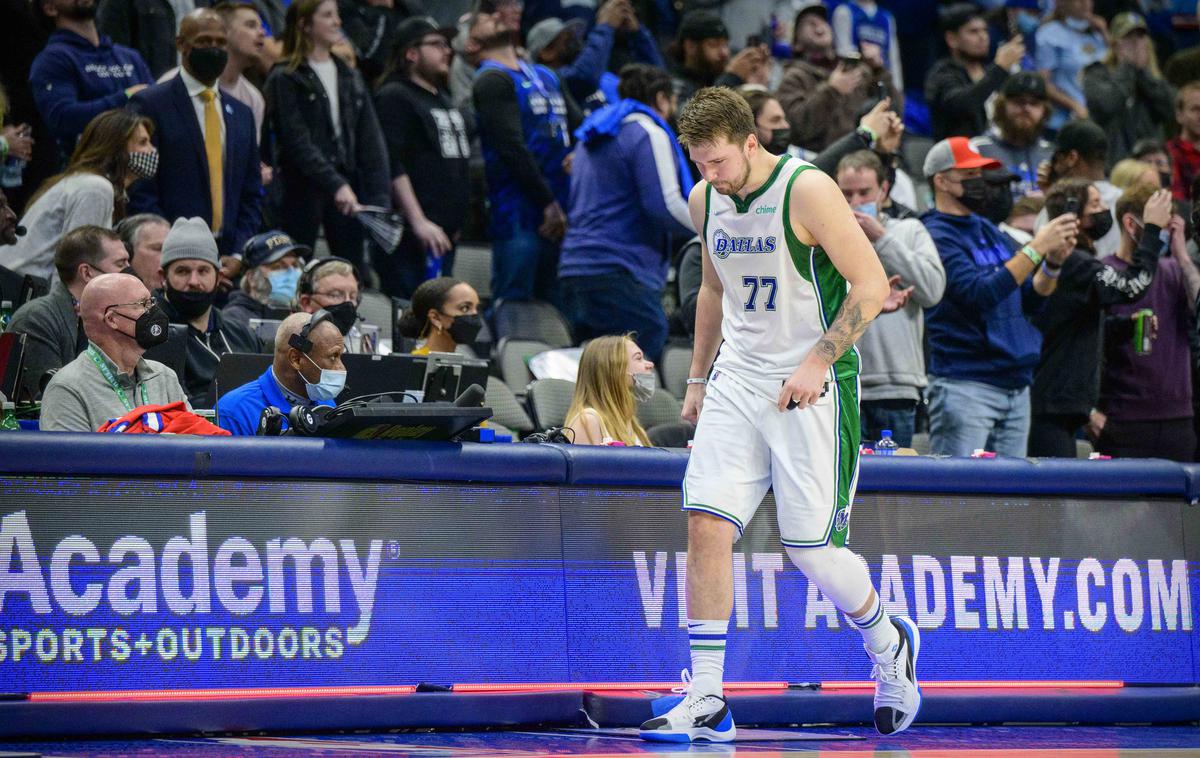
[0,476,1194,693]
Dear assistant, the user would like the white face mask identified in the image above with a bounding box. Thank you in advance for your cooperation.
[301,352,346,401]
[631,371,655,402]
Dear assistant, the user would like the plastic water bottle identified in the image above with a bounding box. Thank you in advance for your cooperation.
[0,158,25,189]
[874,429,898,456]
[0,402,18,431]
[0,300,12,332]
[424,251,442,281]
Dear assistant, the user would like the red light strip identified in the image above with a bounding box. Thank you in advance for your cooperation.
[820,680,1124,690]
[28,679,1124,703]
[450,681,789,693]
[31,684,418,702]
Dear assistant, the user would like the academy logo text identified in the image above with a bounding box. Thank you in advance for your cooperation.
[634,551,1193,633]
[0,511,383,665]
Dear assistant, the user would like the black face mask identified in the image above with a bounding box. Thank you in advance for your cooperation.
[119,265,136,278]
[559,36,583,64]
[1084,210,1114,241]
[445,313,483,345]
[187,46,229,84]
[957,176,992,216]
[765,128,791,155]
[325,301,359,335]
[981,178,1015,225]
[166,285,216,322]
[114,305,170,349]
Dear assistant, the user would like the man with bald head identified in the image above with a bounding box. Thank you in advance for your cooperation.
[215,310,346,435]
[40,273,188,431]
[128,7,262,270]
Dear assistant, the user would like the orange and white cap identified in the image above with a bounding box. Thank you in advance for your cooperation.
[922,136,1002,178]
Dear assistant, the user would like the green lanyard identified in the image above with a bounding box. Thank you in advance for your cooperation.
[87,345,148,412]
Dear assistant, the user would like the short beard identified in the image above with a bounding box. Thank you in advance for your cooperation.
[712,154,752,196]
[412,60,447,88]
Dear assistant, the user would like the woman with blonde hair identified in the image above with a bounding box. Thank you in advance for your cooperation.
[3,109,155,280]
[565,334,655,446]
[1109,158,1161,190]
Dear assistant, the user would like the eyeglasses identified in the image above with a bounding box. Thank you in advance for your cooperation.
[105,296,157,313]
[312,289,361,306]
[420,39,451,51]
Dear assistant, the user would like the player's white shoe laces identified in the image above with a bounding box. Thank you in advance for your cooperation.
[867,616,922,735]
[638,669,736,743]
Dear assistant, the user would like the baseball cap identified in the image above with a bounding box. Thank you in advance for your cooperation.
[1001,71,1047,100]
[1110,11,1148,39]
[242,230,312,270]
[677,10,729,41]
[793,0,828,23]
[1054,119,1108,162]
[526,17,585,62]
[393,16,443,55]
[923,137,1002,177]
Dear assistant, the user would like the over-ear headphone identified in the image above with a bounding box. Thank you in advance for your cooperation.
[288,403,331,436]
[297,256,360,297]
[289,309,335,354]
[258,406,285,436]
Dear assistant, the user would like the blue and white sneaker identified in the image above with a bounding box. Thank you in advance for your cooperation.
[638,670,736,743]
[868,616,922,735]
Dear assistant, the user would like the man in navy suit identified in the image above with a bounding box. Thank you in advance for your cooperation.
[128,8,261,285]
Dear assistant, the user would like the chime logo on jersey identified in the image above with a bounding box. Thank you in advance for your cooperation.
[711,229,778,259]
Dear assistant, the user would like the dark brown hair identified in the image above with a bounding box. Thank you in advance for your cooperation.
[26,109,153,221]
[55,225,122,284]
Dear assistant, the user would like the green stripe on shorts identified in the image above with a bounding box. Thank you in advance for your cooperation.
[779,376,860,548]
[831,376,860,548]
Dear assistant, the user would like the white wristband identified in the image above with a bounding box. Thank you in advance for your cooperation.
[686,377,709,385]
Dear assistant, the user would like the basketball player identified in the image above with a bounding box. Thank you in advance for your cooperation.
[638,87,918,742]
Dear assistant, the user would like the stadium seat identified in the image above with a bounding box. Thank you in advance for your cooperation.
[660,343,693,399]
[357,289,394,334]
[492,299,573,348]
[636,388,683,430]
[486,375,534,435]
[527,377,576,430]
[497,337,552,397]
[452,244,493,302]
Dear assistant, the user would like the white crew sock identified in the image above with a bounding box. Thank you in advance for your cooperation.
[686,618,728,697]
[849,591,900,657]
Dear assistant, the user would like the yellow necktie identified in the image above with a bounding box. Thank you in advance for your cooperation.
[199,89,223,233]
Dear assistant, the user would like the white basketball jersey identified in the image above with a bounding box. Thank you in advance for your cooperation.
[704,157,860,386]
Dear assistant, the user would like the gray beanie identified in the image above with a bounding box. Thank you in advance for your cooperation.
[160,217,220,270]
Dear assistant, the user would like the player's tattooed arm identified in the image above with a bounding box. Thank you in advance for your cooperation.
[815,293,870,364]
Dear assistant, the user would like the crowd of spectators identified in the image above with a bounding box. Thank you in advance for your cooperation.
[3,0,1200,460]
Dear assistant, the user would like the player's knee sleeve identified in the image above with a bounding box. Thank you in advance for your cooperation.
[784,545,874,612]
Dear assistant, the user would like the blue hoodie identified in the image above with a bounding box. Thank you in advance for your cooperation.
[558,100,694,290]
[30,29,153,151]
[921,209,1045,390]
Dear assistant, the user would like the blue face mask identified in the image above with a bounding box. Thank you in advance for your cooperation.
[1016,12,1039,37]
[301,352,346,402]
[266,267,300,306]
[854,201,878,217]
[1065,16,1090,32]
